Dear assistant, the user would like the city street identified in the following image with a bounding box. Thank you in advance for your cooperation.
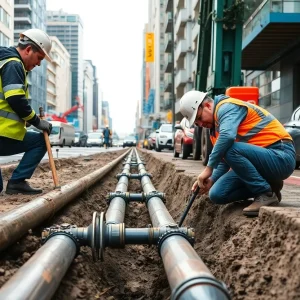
[0,146,123,165]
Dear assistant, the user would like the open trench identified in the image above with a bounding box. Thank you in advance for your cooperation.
[0,149,300,299]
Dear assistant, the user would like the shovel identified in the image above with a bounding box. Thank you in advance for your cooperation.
[39,107,60,188]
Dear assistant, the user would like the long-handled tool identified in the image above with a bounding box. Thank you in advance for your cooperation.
[178,186,200,227]
[39,107,60,188]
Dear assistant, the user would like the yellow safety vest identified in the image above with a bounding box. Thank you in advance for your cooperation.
[211,97,292,147]
[0,57,35,141]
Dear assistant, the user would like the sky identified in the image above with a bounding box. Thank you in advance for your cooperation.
[46,0,149,137]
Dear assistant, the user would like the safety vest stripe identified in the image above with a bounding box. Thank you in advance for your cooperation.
[23,109,35,121]
[243,101,266,118]
[3,84,26,93]
[0,59,9,69]
[236,115,275,142]
[4,89,25,98]
[0,109,23,123]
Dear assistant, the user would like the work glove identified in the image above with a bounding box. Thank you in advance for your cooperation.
[35,119,52,135]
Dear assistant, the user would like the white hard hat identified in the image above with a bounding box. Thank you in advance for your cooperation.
[179,91,207,125]
[19,29,52,62]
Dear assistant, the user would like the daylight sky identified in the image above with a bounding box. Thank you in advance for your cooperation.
[46,0,149,137]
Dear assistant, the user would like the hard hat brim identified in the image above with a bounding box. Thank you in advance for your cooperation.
[187,92,207,126]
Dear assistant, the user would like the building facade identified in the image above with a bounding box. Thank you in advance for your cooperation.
[243,0,300,123]
[0,0,13,46]
[47,36,71,115]
[47,10,84,126]
[14,0,48,113]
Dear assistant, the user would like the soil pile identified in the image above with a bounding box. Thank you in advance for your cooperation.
[0,149,299,299]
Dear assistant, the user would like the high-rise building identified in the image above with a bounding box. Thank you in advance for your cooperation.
[0,0,14,46]
[47,10,84,125]
[14,0,48,112]
[47,36,71,115]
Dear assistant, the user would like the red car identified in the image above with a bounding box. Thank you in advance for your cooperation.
[173,118,194,159]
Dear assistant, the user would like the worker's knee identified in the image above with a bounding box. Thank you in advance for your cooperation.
[209,186,229,205]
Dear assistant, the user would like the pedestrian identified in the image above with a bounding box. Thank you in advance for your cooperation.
[0,29,53,195]
[102,125,111,149]
[180,91,296,216]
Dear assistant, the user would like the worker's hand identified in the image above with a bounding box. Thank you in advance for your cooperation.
[35,119,52,135]
[191,177,214,195]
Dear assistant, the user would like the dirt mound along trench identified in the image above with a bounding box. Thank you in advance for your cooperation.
[1,149,300,299]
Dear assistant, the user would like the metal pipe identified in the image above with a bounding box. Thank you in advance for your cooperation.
[105,149,134,224]
[0,235,77,300]
[0,149,130,252]
[135,149,177,227]
[134,150,230,299]
[161,235,230,300]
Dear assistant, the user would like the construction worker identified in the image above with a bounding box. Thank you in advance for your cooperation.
[0,29,53,195]
[102,125,111,149]
[180,91,296,216]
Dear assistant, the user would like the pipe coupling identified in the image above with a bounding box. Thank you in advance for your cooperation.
[41,223,81,256]
[157,229,195,256]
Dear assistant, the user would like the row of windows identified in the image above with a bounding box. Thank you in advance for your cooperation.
[0,31,10,46]
[0,6,11,28]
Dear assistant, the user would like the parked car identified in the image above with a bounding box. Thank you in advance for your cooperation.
[49,121,75,148]
[74,131,88,147]
[155,123,173,152]
[284,106,300,169]
[86,132,103,147]
[173,118,194,159]
[147,132,156,150]
[123,136,137,147]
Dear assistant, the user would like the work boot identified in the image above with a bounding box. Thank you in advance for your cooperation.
[268,180,284,202]
[243,192,279,217]
[6,180,43,195]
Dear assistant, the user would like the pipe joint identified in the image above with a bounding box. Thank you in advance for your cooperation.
[116,173,152,180]
[145,191,166,204]
[172,276,231,300]
[106,191,130,204]
[157,229,195,256]
[41,224,81,256]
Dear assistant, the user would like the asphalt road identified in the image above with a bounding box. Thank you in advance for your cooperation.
[0,146,124,165]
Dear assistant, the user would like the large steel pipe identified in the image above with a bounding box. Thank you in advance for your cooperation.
[0,235,77,300]
[105,150,133,224]
[0,149,130,252]
[134,150,230,300]
[135,149,176,227]
[161,235,230,300]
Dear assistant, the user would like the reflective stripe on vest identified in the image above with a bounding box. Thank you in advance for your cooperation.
[213,97,292,147]
[0,57,28,141]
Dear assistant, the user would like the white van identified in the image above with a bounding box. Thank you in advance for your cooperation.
[49,121,75,147]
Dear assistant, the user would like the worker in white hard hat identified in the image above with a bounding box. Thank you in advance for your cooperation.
[0,28,53,195]
[179,90,295,217]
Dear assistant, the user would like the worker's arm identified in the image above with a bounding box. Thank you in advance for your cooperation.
[207,103,247,169]
[2,61,40,126]
[211,161,230,182]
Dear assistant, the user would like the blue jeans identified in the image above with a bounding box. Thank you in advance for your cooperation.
[0,131,47,191]
[209,141,296,204]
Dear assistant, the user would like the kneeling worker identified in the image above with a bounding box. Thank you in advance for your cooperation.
[0,29,53,195]
[179,91,296,216]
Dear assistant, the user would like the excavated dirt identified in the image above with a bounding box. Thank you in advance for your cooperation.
[0,149,300,299]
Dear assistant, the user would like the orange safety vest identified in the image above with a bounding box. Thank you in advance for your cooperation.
[210,97,292,147]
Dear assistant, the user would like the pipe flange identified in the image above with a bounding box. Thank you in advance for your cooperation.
[145,191,166,204]
[172,276,231,300]
[42,230,81,257]
[106,192,129,205]
[157,230,194,256]
[91,211,105,262]
[139,173,152,179]
[116,173,130,180]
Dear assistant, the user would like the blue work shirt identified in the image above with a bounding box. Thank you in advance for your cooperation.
[207,95,247,182]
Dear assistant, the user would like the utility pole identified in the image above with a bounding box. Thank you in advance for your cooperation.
[171,0,175,131]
